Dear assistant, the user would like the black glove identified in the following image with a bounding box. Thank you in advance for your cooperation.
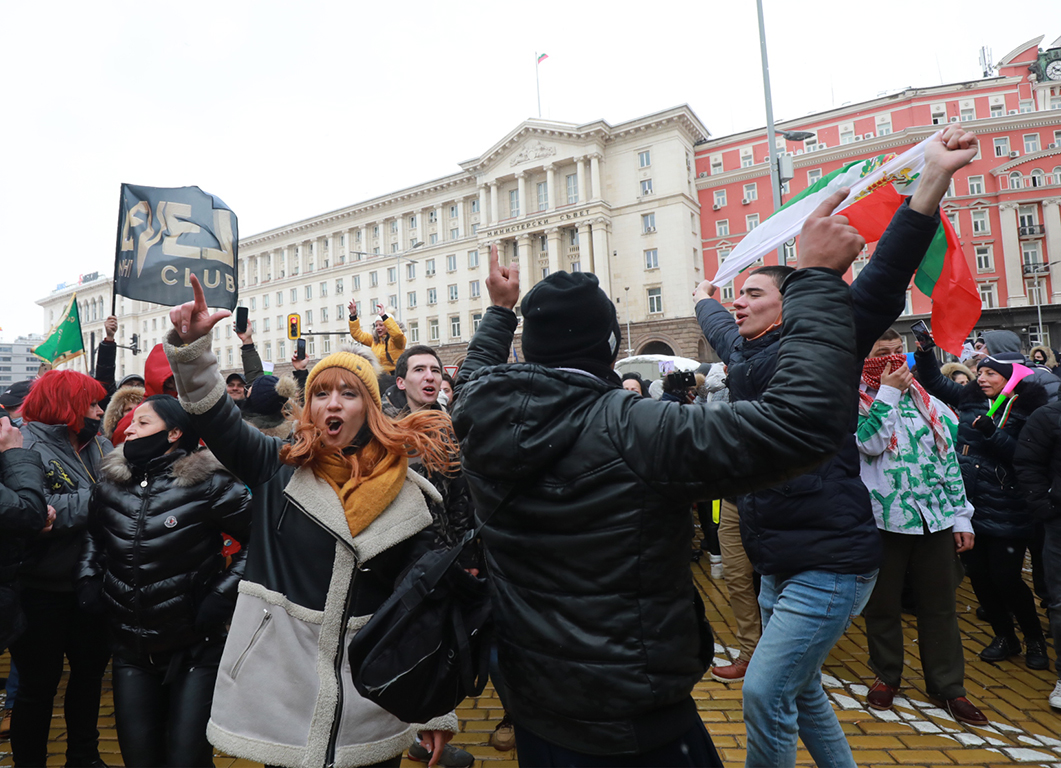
[76,578,104,615]
[972,415,996,437]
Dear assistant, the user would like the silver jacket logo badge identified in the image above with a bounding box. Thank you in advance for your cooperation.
[164,515,178,528]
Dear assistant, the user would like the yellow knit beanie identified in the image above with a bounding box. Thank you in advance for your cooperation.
[304,343,383,408]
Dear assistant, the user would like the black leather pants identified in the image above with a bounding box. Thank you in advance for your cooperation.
[112,639,224,768]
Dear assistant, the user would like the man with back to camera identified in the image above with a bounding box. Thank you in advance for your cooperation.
[451,188,869,767]
[695,124,977,766]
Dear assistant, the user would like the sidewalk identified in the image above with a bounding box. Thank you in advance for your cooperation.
[2,557,1059,767]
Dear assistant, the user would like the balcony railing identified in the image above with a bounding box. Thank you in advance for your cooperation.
[999,173,1059,190]
[1019,224,1046,237]
[1022,262,1049,275]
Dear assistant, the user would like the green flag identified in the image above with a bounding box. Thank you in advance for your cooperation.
[32,294,85,366]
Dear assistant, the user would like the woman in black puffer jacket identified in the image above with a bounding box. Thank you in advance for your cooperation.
[918,349,1049,667]
[79,395,250,767]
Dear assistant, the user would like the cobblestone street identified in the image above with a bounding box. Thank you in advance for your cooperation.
[3,556,1060,767]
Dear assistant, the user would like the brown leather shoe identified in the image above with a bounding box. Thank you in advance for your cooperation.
[710,659,749,682]
[929,695,989,726]
[867,678,899,710]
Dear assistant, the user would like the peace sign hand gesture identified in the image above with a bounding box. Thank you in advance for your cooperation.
[168,274,233,344]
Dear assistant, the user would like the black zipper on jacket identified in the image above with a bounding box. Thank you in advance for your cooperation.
[282,492,358,768]
[130,473,153,638]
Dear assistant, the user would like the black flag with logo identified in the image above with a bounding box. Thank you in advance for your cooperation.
[113,184,239,310]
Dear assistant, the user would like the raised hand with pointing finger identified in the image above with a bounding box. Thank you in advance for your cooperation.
[169,274,233,344]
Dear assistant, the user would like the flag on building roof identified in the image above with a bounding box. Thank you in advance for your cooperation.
[710,132,980,355]
[537,53,549,64]
[32,293,84,366]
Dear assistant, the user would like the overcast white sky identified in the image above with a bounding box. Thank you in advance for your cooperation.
[0,0,1048,340]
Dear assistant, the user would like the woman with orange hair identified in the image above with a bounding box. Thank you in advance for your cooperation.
[159,276,461,768]
[12,370,112,767]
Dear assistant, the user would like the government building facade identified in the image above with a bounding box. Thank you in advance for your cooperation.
[39,106,712,380]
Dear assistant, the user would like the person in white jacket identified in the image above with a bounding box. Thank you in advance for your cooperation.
[855,329,986,726]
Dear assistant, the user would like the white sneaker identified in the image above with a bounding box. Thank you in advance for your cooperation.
[709,554,724,579]
[1050,680,1061,709]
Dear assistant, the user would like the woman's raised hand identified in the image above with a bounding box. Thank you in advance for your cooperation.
[169,274,232,344]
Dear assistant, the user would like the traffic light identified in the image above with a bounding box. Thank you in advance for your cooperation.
[130,334,140,356]
[287,314,301,341]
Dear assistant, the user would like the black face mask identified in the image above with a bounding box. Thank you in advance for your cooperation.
[123,430,174,469]
[77,417,101,446]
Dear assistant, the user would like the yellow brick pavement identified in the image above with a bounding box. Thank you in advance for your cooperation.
[2,556,1060,767]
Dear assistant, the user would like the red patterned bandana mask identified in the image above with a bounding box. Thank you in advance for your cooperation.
[860,354,949,455]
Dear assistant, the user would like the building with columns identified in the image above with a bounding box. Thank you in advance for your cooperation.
[696,32,1061,352]
[39,105,713,380]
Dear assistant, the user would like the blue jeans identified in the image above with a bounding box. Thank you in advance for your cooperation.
[743,569,878,768]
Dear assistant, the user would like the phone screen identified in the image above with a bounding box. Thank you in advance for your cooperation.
[297,338,306,360]
[235,306,249,333]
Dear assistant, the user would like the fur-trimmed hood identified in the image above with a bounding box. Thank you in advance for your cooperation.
[941,362,975,383]
[102,384,145,439]
[100,444,226,487]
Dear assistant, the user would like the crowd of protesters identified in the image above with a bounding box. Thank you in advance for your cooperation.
[3,122,1061,768]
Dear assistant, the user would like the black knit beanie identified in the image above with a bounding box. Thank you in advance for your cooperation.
[244,375,286,417]
[977,353,1022,380]
[520,271,622,385]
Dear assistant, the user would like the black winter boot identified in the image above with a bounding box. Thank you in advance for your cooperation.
[980,635,1021,662]
[1025,637,1050,670]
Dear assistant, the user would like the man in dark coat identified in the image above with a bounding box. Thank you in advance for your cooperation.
[694,124,978,764]
[452,191,866,767]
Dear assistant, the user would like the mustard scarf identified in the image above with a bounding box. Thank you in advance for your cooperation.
[316,441,408,538]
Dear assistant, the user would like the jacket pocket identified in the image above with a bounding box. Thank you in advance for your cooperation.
[229,608,272,680]
[774,475,823,498]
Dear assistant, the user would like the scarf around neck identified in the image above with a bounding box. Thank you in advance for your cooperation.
[316,438,408,538]
[860,353,949,455]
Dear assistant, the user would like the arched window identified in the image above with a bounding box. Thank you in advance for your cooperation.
[1009,171,1023,190]
[1030,169,1046,188]
[1053,166,1061,186]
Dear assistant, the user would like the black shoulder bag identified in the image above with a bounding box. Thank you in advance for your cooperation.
[347,483,521,724]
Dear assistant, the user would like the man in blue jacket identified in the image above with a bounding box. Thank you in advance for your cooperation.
[695,124,977,767]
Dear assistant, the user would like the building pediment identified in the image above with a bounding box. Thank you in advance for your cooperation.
[990,147,1061,176]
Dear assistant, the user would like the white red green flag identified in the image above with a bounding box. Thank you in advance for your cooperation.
[537,53,549,64]
[710,132,980,354]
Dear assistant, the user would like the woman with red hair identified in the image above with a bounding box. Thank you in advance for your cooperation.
[161,277,462,768]
[12,369,112,768]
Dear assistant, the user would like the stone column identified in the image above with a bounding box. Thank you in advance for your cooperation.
[518,234,534,288]
[589,154,602,201]
[281,246,290,277]
[576,156,587,204]
[515,172,527,219]
[477,186,487,231]
[1043,198,1061,302]
[435,206,445,243]
[578,223,592,273]
[544,164,556,212]
[456,198,465,240]
[546,227,561,277]
[489,183,499,226]
[395,216,404,253]
[999,202,1026,306]
[591,218,612,298]
[327,234,336,267]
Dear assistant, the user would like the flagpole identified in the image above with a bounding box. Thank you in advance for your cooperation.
[755,0,784,266]
[535,53,541,118]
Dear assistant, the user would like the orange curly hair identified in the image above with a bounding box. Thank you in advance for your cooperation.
[279,366,458,483]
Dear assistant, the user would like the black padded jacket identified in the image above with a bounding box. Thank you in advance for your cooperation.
[0,447,48,648]
[1014,399,1061,523]
[452,268,859,756]
[80,446,251,656]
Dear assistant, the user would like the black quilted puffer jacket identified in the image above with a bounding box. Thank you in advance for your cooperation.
[79,445,251,655]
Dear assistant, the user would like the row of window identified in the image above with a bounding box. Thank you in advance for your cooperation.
[711,214,760,238]
[505,174,582,218]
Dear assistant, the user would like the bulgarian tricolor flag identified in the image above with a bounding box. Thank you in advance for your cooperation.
[711,132,980,354]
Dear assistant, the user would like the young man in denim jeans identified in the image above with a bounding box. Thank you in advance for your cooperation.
[695,124,977,767]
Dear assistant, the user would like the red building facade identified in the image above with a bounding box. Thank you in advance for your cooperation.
[695,33,1061,350]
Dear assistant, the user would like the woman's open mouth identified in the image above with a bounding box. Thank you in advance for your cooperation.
[325,417,343,436]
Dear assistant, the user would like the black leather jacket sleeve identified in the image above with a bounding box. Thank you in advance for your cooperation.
[190,396,285,490]
[94,340,118,395]
[241,344,264,386]
[0,448,47,534]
